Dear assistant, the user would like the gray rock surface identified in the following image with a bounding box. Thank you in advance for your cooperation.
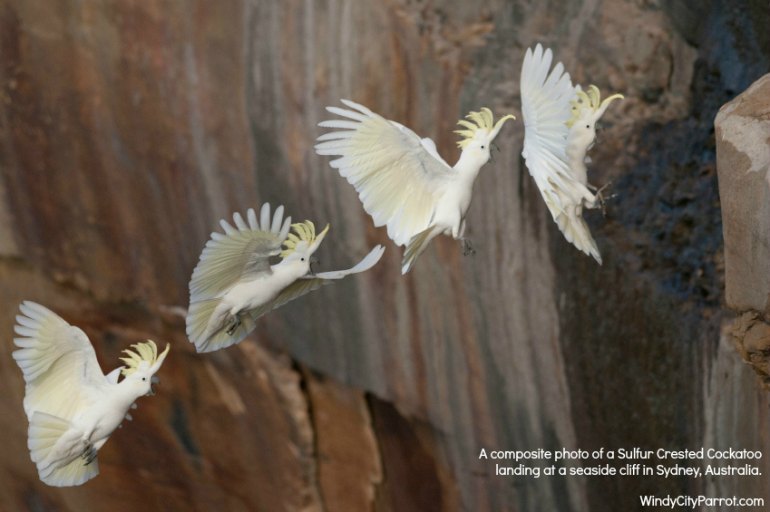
[716,74,770,314]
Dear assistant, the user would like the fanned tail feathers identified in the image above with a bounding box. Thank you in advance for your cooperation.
[402,227,440,274]
[553,208,601,264]
[540,177,602,264]
[28,412,98,487]
[186,299,258,353]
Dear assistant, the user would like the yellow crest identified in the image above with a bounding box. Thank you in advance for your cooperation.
[566,85,624,127]
[281,221,330,258]
[120,340,170,376]
[455,108,516,149]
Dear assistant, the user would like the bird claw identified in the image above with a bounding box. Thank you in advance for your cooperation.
[461,238,476,257]
[82,444,97,466]
[590,181,615,217]
[225,315,242,336]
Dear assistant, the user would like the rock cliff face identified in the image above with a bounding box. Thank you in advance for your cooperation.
[0,1,768,511]
[715,74,770,395]
[715,74,770,315]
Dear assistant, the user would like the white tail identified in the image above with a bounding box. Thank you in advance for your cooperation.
[28,412,99,487]
[555,212,602,264]
[402,227,441,274]
[186,298,258,353]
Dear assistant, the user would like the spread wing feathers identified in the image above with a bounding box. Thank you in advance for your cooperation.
[28,412,99,487]
[189,203,292,302]
[248,244,386,320]
[316,99,452,246]
[12,302,106,420]
[521,44,601,263]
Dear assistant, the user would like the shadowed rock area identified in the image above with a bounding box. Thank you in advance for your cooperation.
[1,1,769,511]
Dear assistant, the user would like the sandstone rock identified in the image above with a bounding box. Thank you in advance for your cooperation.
[305,373,382,512]
[731,311,770,388]
[715,74,770,314]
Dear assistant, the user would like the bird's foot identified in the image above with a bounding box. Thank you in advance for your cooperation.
[461,238,476,256]
[225,315,242,336]
[82,444,97,466]
[589,181,616,216]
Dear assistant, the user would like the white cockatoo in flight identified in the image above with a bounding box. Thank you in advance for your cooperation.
[12,301,170,487]
[315,100,515,274]
[186,203,384,353]
[520,43,623,264]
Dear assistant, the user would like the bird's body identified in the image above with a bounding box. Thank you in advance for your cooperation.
[204,257,309,341]
[43,382,136,467]
[220,263,302,314]
[436,151,486,235]
[186,203,384,352]
[520,44,623,263]
[406,154,481,254]
[67,385,133,442]
[12,301,169,487]
[315,100,514,273]
[565,113,595,187]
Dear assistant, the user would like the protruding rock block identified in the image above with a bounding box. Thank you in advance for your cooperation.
[715,74,770,314]
[730,312,770,389]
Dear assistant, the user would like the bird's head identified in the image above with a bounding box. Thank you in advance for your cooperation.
[455,108,515,165]
[119,340,170,397]
[280,220,329,272]
[566,85,623,143]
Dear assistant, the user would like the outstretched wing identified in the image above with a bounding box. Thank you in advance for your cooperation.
[188,203,292,303]
[12,301,107,422]
[315,100,453,246]
[187,203,293,352]
[247,244,386,320]
[520,44,601,263]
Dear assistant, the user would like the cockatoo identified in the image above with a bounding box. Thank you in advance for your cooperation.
[12,301,170,487]
[186,203,385,353]
[315,100,515,274]
[520,43,623,264]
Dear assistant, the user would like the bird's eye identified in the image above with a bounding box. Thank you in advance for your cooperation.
[481,145,485,149]
[586,124,590,129]
[142,377,146,382]
[301,257,305,262]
